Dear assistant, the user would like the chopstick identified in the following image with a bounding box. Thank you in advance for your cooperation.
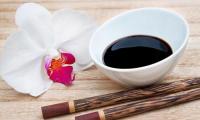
[41,78,200,119]
[75,87,200,120]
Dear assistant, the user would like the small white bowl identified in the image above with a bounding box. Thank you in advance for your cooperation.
[89,8,189,87]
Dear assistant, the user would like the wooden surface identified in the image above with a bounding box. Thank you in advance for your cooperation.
[0,0,200,120]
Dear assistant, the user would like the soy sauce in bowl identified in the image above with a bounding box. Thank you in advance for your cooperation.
[103,35,173,69]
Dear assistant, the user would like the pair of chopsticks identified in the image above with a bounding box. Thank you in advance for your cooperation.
[41,78,200,120]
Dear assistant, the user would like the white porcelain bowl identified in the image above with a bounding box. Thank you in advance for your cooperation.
[89,8,189,87]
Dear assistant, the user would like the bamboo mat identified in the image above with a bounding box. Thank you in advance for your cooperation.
[0,0,200,120]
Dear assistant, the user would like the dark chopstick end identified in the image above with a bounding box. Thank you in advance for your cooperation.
[75,112,101,120]
[41,102,70,119]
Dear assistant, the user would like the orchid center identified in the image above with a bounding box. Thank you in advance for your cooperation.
[44,51,76,85]
[50,57,65,70]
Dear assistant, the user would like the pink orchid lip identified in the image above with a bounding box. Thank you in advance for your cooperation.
[44,51,76,85]
[61,52,75,64]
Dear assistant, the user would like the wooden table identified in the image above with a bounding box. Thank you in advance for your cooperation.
[1,0,200,120]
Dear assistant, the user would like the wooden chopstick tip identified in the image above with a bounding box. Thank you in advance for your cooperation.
[41,102,71,119]
[75,111,104,120]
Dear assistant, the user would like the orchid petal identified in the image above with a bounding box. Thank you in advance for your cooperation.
[1,57,52,96]
[15,3,54,49]
[52,9,97,71]
[60,30,95,71]
[0,30,44,75]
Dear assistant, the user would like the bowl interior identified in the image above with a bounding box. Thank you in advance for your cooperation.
[90,8,188,66]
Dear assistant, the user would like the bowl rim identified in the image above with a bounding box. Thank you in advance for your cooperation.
[89,7,189,72]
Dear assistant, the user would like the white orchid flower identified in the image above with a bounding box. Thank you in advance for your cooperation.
[0,3,97,96]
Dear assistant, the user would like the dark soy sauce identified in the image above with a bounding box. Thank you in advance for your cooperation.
[103,35,173,69]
